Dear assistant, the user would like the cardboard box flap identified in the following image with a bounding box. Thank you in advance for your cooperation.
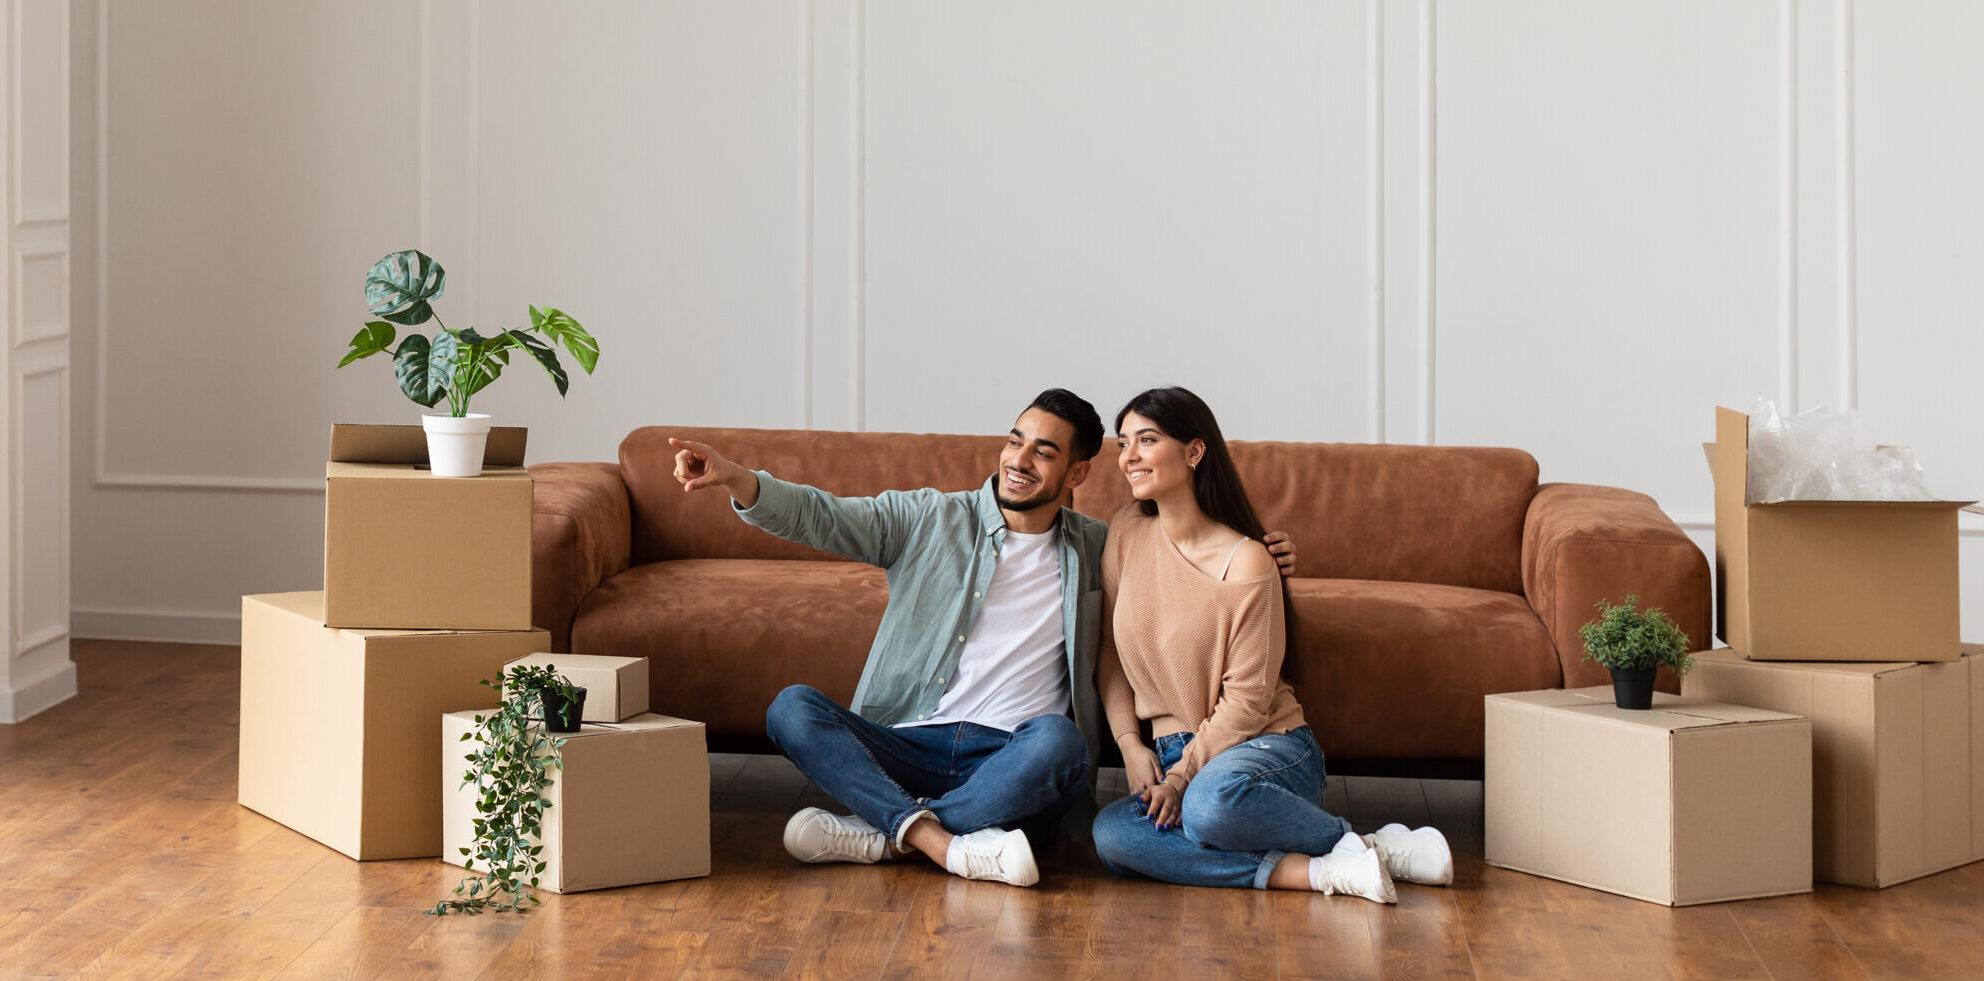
[1546,687,1805,731]
[563,713,701,737]
[329,423,527,467]
[1751,499,1971,512]
[254,590,521,639]
[1694,649,1924,678]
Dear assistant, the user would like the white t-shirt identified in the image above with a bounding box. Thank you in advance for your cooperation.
[899,527,1070,732]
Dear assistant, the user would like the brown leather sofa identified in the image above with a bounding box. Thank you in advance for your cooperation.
[531,426,1709,766]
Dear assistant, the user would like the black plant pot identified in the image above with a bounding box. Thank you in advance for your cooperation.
[541,687,588,733]
[1609,667,1657,710]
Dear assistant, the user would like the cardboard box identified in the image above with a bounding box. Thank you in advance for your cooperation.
[441,711,710,893]
[1683,646,1984,887]
[1485,687,1812,906]
[238,591,549,860]
[1709,406,1970,662]
[502,653,650,723]
[323,423,534,631]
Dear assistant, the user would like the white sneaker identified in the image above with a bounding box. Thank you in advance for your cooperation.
[1308,844,1396,903]
[1366,823,1454,886]
[783,807,890,865]
[943,827,1039,887]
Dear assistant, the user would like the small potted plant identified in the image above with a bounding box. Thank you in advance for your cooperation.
[1579,594,1695,710]
[336,250,601,478]
[433,662,576,915]
[533,670,588,734]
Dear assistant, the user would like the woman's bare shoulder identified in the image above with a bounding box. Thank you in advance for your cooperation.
[1225,538,1276,581]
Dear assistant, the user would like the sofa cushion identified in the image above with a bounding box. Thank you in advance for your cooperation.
[619,427,1006,565]
[570,559,888,737]
[1075,441,1538,593]
[1285,578,1561,759]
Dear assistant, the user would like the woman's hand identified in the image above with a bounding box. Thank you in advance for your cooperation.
[1140,782,1183,831]
[1118,736,1163,796]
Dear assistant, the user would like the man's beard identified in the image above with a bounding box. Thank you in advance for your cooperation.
[996,476,1059,512]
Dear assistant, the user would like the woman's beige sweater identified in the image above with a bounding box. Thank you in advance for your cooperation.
[1099,505,1306,789]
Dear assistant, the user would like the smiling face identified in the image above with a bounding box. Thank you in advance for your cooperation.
[997,408,1088,513]
[1117,411,1203,503]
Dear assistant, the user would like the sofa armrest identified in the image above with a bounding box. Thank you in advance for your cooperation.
[531,462,632,653]
[1522,483,1711,691]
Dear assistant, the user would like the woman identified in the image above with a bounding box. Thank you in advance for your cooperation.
[1092,386,1451,899]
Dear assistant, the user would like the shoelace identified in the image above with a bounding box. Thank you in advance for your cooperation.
[956,840,1008,879]
[1371,835,1423,881]
[817,818,881,860]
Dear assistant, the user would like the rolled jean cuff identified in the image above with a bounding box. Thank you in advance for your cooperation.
[895,807,936,848]
[1252,850,1288,890]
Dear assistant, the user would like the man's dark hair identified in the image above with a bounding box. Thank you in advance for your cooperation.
[1025,388,1104,461]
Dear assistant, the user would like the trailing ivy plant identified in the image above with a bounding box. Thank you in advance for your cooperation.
[430,663,577,915]
[337,250,601,418]
[1579,594,1695,675]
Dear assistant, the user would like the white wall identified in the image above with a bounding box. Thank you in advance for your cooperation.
[70,1,1984,644]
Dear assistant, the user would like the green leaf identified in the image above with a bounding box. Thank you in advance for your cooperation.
[504,329,568,396]
[427,330,461,404]
[530,306,599,375]
[338,321,396,368]
[365,250,447,326]
[393,335,445,407]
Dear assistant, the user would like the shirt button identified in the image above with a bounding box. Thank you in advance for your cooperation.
[938,677,946,684]
[956,634,965,643]
[917,713,926,720]
[973,592,981,599]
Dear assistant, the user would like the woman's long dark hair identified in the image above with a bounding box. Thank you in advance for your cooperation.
[1114,386,1300,679]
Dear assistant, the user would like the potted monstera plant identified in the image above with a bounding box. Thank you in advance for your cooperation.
[336,250,600,477]
[1579,594,1695,710]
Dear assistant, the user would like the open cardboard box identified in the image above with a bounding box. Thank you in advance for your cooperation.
[1709,406,1971,661]
[237,591,549,860]
[323,423,534,630]
[1685,645,1984,887]
[1485,687,1812,906]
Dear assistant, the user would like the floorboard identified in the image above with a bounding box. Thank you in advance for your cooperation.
[2,640,1981,979]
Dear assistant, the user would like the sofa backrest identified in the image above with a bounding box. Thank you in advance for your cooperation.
[1073,440,1538,594]
[622,426,1538,592]
[620,426,1006,564]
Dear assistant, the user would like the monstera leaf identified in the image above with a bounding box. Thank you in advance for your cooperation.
[338,321,396,368]
[366,250,447,326]
[392,333,450,407]
[455,328,511,399]
[529,306,599,375]
[505,329,569,396]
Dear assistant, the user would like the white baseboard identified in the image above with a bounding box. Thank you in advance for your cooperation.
[71,607,241,646]
[2,658,78,723]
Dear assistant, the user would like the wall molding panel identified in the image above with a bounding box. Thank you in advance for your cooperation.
[68,2,1983,643]
[4,0,73,721]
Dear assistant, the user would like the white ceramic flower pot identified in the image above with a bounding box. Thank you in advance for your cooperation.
[422,412,494,478]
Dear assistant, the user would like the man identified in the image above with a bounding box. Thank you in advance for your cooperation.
[669,389,1291,887]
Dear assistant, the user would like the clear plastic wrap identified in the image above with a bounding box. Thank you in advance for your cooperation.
[1745,398,1938,504]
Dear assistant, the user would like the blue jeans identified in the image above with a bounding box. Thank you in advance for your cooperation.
[1092,726,1352,889]
[765,685,1091,843]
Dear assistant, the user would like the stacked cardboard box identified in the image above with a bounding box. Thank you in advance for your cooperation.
[1684,647,1984,887]
[237,425,548,860]
[501,653,650,723]
[441,710,711,892]
[1710,406,1968,662]
[1693,406,1980,887]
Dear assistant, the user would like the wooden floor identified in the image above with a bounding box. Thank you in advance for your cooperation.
[4,642,1983,980]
